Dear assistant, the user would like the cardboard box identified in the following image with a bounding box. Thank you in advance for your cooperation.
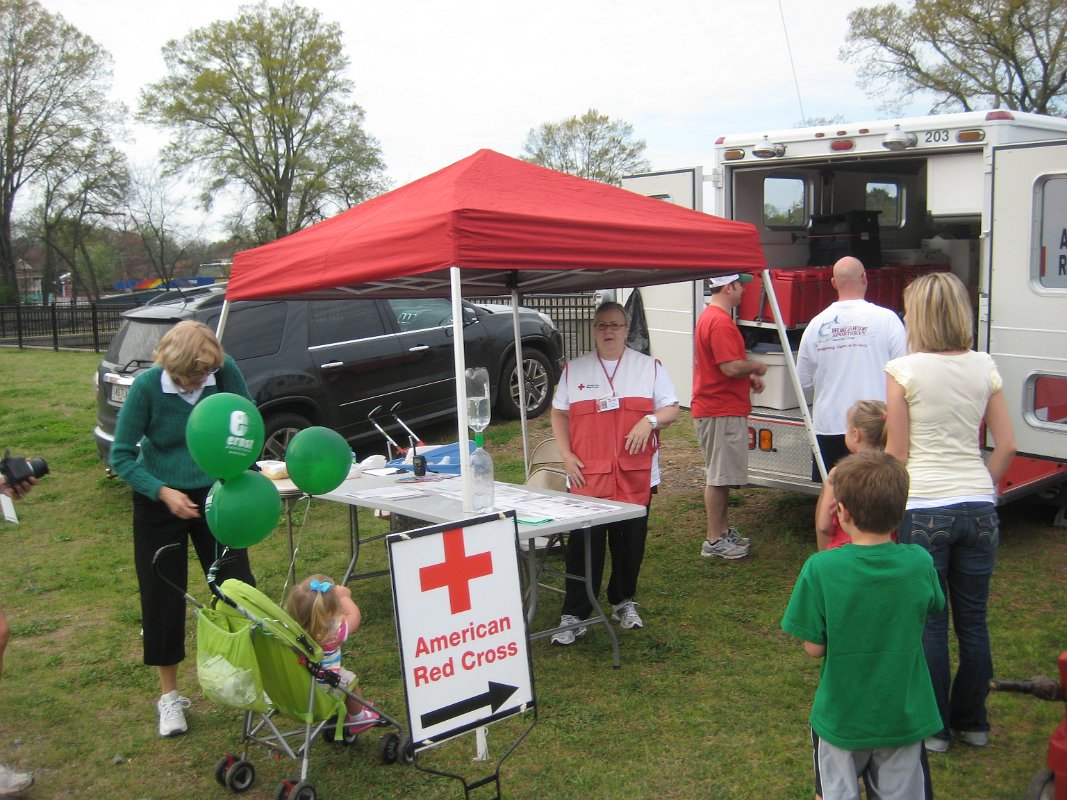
[749,350,813,411]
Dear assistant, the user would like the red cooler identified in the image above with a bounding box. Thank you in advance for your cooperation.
[769,267,823,327]
[737,269,770,322]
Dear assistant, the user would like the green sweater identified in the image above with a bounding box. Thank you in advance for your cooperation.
[110,356,253,500]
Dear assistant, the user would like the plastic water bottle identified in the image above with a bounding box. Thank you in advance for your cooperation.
[471,432,495,513]
[467,395,491,432]
[465,367,491,433]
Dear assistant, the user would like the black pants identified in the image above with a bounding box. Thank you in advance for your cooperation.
[811,434,850,482]
[133,487,255,666]
[560,505,650,619]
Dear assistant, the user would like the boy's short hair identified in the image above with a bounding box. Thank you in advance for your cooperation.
[832,451,909,535]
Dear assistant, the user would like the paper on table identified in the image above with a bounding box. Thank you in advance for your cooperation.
[363,467,403,476]
[344,486,428,501]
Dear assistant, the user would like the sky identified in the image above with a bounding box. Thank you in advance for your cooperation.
[40,0,925,216]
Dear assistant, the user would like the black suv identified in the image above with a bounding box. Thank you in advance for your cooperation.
[93,287,563,469]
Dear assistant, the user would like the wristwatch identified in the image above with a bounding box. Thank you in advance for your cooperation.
[645,414,658,430]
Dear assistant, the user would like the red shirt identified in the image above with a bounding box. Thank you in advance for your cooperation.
[691,304,751,418]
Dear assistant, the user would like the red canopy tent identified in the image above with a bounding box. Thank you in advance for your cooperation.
[225,149,765,506]
[227,149,764,300]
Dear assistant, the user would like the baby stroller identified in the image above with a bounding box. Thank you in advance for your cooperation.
[154,545,410,800]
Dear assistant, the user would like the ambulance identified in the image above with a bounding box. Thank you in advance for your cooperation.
[621,110,1067,519]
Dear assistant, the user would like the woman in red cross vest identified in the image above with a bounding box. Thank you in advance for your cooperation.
[549,301,679,643]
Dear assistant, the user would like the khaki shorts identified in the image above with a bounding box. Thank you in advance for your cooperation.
[694,416,749,487]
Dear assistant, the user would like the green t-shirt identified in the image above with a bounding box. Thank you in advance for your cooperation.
[781,541,945,750]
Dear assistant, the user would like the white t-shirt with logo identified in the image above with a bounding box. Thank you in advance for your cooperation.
[796,299,906,435]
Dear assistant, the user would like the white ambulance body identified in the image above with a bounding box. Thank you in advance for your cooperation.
[621,110,1067,510]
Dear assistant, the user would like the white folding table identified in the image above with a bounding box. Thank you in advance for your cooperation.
[315,471,647,668]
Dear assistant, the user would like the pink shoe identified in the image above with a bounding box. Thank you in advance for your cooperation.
[343,708,380,742]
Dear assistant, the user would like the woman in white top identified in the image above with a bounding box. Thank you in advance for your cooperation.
[885,272,1016,753]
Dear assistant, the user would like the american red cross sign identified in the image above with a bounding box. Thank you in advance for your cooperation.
[388,513,535,748]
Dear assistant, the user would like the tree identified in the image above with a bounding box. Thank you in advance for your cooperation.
[841,0,1067,116]
[125,165,201,289]
[0,0,120,300]
[34,133,129,301]
[521,109,650,185]
[139,2,387,244]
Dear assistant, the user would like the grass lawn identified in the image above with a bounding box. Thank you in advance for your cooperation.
[0,348,1065,799]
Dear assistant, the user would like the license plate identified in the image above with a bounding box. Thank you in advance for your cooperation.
[111,385,128,404]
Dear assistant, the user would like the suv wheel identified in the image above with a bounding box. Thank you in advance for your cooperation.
[262,413,313,461]
[497,350,553,419]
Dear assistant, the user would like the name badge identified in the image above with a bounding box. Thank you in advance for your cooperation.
[597,395,620,412]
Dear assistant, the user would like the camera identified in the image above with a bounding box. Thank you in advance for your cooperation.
[1,449,49,485]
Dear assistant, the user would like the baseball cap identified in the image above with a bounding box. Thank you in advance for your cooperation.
[708,273,753,288]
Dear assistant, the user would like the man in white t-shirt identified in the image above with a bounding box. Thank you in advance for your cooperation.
[796,257,906,481]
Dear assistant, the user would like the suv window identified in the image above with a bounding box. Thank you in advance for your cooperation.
[386,298,453,332]
[206,302,288,360]
[106,321,169,368]
[308,299,387,347]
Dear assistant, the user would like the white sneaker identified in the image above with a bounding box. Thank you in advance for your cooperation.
[701,537,750,560]
[157,691,191,737]
[0,762,33,796]
[611,600,643,630]
[722,526,751,547]
[550,614,587,646]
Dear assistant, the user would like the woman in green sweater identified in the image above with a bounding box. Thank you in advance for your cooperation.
[111,320,257,738]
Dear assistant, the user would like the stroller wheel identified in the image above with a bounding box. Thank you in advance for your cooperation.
[379,733,414,765]
[379,732,400,764]
[1024,769,1055,800]
[379,733,411,763]
[290,780,317,800]
[215,755,236,786]
[274,780,293,800]
[223,758,256,793]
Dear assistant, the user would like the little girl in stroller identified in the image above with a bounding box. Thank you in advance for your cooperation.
[285,574,378,741]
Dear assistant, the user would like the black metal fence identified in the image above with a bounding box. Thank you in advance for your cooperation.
[0,302,138,352]
[483,292,597,359]
[0,293,600,359]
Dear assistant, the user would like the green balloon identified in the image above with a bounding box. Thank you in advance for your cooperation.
[205,471,281,549]
[285,426,351,495]
[186,393,265,479]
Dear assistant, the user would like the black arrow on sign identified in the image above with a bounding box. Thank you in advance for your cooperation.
[421,681,519,729]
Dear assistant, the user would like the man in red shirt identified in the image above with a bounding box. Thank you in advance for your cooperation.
[692,274,767,559]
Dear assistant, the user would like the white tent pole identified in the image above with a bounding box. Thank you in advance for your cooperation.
[215,298,231,341]
[759,269,826,481]
[511,288,531,479]
[450,267,474,512]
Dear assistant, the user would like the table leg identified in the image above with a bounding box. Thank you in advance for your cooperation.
[341,505,360,585]
[582,527,621,669]
[523,545,539,625]
[284,496,297,590]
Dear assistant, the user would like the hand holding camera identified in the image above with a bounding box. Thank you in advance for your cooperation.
[0,449,49,499]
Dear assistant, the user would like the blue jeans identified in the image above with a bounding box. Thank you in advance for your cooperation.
[899,502,999,740]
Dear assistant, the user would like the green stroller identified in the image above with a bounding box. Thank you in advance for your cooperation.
[154,546,409,800]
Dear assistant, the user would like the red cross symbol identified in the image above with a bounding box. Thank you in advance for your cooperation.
[578,383,586,390]
[419,528,493,614]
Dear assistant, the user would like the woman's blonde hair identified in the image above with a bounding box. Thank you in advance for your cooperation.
[285,574,340,645]
[153,320,224,379]
[902,272,973,353]
[847,400,887,449]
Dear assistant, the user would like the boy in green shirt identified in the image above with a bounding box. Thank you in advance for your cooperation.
[782,451,944,800]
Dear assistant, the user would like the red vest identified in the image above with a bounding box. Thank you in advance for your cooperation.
[563,349,658,505]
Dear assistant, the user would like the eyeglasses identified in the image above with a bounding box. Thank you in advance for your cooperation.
[186,367,219,380]
[594,322,627,332]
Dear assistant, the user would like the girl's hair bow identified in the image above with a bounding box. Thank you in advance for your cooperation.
[309,579,333,594]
